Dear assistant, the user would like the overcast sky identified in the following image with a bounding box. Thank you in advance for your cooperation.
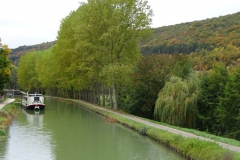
[1,0,240,49]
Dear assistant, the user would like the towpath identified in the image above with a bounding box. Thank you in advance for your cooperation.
[75,100,240,153]
[0,98,15,110]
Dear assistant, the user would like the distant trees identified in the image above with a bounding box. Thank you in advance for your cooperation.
[141,42,211,56]
[9,41,56,66]
[0,40,11,95]
[189,45,240,71]
[141,12,240,56]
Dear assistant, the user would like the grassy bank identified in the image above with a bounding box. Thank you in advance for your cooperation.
[0,102,18,137]
[68,98,240,160]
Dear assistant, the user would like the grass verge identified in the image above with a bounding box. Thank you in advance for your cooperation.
[0,102,18,137]
[144,119,240,147]
[69,99,240,160]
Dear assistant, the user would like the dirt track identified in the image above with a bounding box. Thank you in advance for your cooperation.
[75,100,240,153]
[0,98,15,110]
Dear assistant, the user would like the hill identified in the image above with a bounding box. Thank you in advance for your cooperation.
[141,12,240,56]
[9,12,240,65]
[9,41,56,65]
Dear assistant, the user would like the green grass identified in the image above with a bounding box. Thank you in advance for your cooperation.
[71,99,240,160]
[100,107,240,147]
[0,101,19,136]
[143,119,240,147]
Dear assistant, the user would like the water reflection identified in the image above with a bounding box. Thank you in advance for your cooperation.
[22,109,45,127]
[1,109,55,160]
[0,98,184,160]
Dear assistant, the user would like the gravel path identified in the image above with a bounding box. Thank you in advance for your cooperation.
[0,98,15,110]
[76,100,240,153]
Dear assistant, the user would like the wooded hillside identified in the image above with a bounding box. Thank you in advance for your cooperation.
[9,12,240,65]
[9,41,56,65]
[141,12,240,55]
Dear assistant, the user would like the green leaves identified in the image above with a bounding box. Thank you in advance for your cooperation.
[216,65,240,140]
[18,51,41,91]
[51,0,153,107]
[0,43,11,93]
[100,63,134,86]
[154,71,199,128]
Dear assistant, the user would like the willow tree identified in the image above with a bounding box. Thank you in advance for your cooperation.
[154,71,199,128]
[0,40,11,94]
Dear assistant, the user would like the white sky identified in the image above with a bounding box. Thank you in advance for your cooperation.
[0,0,239,48]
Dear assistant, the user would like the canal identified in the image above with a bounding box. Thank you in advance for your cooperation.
[0,97,184,160]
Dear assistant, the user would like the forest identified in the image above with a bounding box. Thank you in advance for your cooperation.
[6,1,240,141]
[141,12,240,55]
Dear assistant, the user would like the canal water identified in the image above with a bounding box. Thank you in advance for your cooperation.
[0,97,184,160]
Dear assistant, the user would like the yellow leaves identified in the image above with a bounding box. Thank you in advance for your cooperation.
[0,68,10,76]
[2,45,11,54]
[0,44,11,58]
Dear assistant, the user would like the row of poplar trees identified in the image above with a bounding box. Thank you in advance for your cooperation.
[18,0,153,110]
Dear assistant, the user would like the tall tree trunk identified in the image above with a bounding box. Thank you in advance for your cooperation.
[85,90,87,101]
[65,87,68,98]
[92,89,95,103]
[93,85,97,104]
[108,86,113,109]
[55,87,57,97]
[112,84,118,110]
[73,89,76,99]
[90,89,92,102]
[47,87,50,95]
[102,85,105,107]
[97,84,101,105]
[79,90,81,100]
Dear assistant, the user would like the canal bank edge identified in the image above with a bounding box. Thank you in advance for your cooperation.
[0,99,15,110]
[0,98,17,137]
[64,98,240,160]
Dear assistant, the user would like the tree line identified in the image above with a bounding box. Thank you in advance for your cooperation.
[15,0,240,140]
[18,0,153,111]
[0,39,11,96]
